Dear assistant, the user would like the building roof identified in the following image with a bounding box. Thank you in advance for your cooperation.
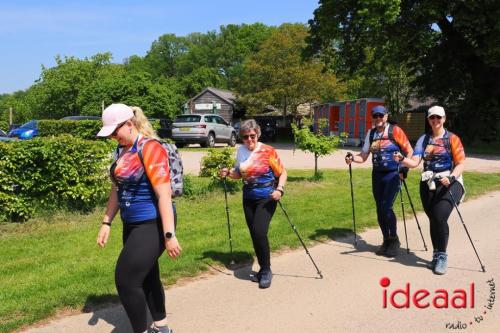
[191,87,237,106]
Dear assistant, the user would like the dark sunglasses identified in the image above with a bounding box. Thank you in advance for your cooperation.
[372,113,385,119]
[111,122,127,137]
[429,115,442,120]
[242,134,257,140]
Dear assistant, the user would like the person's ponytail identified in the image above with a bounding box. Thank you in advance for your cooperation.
[130,106,160,140]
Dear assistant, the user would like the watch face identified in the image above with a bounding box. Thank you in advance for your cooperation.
[165,232,175,239]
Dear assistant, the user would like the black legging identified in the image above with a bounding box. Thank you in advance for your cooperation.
[420,181,464,253]
[115,220,166,333]
[243,198,278,270]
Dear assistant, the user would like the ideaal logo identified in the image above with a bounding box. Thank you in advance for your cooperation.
[379,277,496,330]
[380,277,475,309]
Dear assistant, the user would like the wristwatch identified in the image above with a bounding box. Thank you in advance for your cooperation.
[165,231,176,240]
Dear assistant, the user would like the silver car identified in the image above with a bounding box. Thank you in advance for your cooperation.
[172,114,237,148]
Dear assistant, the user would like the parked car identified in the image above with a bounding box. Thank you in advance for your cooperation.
[8,120,39,140]
[60,115,101,120]
[0,129,16,142]
[172,114,237,148]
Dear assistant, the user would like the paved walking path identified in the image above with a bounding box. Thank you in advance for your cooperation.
[23,191,500,333]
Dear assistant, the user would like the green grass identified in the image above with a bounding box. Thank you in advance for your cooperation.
[1,170,499,332]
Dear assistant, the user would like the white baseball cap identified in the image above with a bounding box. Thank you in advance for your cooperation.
[97,103,134,137]
[427,106,445,118]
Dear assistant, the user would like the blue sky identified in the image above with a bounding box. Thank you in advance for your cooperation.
[0,0,318,94]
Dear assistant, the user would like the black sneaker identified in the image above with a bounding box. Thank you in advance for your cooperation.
[384,237,401,257]
[250,269,262,283]
[150,324,172,333]
[375,238,390,256]
[258,269,272,289]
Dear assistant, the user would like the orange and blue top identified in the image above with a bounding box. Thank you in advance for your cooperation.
[413,130,465,172]
[111,135,170,223]
[362,124,413,172]
[235,142,284,200]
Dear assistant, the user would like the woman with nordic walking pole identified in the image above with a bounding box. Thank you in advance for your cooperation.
[220,119,287,289]
[345,105,413,257]
[394,105,467,275]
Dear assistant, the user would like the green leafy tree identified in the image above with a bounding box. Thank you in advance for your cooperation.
[238,23,345,116]
[292,120,346,177]
[307,0,500,140]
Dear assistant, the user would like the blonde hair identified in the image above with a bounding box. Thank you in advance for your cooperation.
[130,106,160,140]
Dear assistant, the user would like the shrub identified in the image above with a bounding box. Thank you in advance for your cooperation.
[199,147,239,192]
[38,120,102,140]
[0,136,114,221]
[0,120,8,132]
[38,119,161,140]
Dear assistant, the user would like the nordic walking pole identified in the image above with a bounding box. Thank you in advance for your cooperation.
[447,183,486,272]
[402,180,428,251]
[399,183,410,254]
[222,175,235,265]
[396,162,410,254]
[346,153,357,246]
[278,201,323,279]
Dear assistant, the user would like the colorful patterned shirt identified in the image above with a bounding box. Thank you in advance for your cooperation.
[235,142,284,200]
[111,135,170,223]
[362,124,413,172]
[413,130,465,172]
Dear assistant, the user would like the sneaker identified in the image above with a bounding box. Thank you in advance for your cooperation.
[426,251,438,270]
[250,269,262,283]
[433,252,448,275]
[384,237,401,257]
[258,269,272,289]
[150,324,172,333]
[375,238,390,256]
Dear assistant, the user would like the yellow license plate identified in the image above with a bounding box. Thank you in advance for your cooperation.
[180,127,190,132]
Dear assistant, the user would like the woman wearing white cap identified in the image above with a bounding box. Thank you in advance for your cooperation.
[96,103,180,333]
[394,106,465,275]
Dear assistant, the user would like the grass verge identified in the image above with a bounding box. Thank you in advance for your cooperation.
[1,170,499,332]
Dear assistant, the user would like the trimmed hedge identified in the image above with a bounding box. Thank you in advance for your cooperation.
[38,119,161,140]
[0,136,114,221]
[38,120,102,140]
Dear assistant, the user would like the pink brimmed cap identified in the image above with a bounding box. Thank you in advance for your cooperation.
[97,103,134,137]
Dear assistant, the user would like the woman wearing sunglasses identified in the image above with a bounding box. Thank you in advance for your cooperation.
[394,106,465,275]
[345,105,413,257]
[96,103,180,333]
[220,119,287,289]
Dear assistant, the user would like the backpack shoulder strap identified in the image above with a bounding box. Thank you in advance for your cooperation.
[422,133,431,151]
[443,130,452,154]
[369,128,376,144]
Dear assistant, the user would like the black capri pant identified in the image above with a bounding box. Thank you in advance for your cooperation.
[115,219,166,333]
[243,198,278,270]
[420,181,464,253]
